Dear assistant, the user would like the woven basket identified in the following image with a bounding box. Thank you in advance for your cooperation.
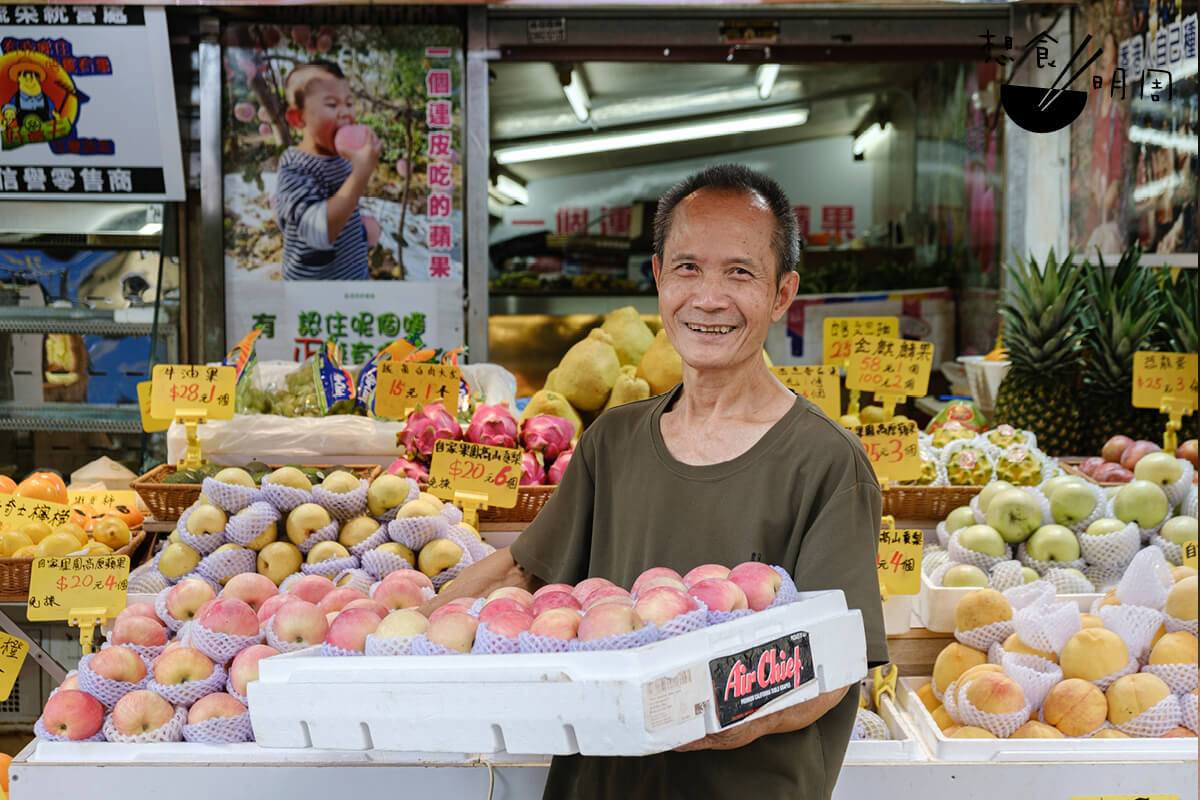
[0,529,146,603]
[1059,459,1124,487]
[131,464,383,522]
[881,485,982,521]
[479,486,556,524]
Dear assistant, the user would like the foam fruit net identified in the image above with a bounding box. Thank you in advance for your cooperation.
[1115,545,1175,608]
[34,717,107,742]
[312,480,369,521]
[189,623,264,665]
[182,710,254,743]
[297,520,339,554]
[1113,693,1181,737]
[224,501,279,546]
[518,630,573,654]
[1077,522,1140,570]
[988,560,1025,592]
[145,663,228,707]
[197,548,257,584]
[947,531,1011,572]
[332,568,375,595]
[1141,662,1199,694]
[851,708,890,740]
[951,677,1031,738]
[364,633,419,657]
[301,555,359,578]
[569,625,660,653]
[1013,600,1081,655]
[954,619,1013,652]
[1180,690,1199,734]
[361,549,414,581]
[1099,604,1164,663]
[1003,580,1056,611]
[200,478,260,514]
[1001,651,1063,712]
[103,704,187,743]
[388,515,448,551]
[471,623,523,655]
[77,652,146,708]
[260,476,312,513]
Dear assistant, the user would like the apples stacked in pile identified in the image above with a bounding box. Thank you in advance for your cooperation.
[1076,436,1198,484]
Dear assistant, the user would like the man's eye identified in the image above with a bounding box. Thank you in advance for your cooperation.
[677,263,697,272]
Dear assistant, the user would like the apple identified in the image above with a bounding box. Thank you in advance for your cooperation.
[485,610,533,639]
[375,541,416,567]
[88,645,147,683]
[631,567,685,596]
[256,593,299,624]
[187,692,247,725]
[727,562,783,611]
[1134,452,1185,488]
[371,579,426,610]
[325,607,382,652]
[1050,482,1098,526]
[633,586,697,626]
[196,598,260,637]
[682,564,730,587]
[571,577,615,604]
[1026,524,1082,562]
[529,607,581,640]
[158,542,202,579]
[227,644,278,696]
[285,503,332,548]
[1020,566,1039,584]
[944,506,977,534]
[1161,516,1199,545]
[321,470,361,494]
[1078,457,1106,476]
[381,568,433,593]
[1112,480,1170,528]
[418,539,463,577]
[306,540,351,564]
[1084,518,1127,537]
[343,598,389,618]
[426,611,479,652]
[985,488,1043,544]
[533,583,575,600]
[1176,439,1198,469]
[111,616,168,647]
[164,579,215,623]
[41,689,103,740]
[1102,435,1135,463]
[633,575,688,596]
[976,480,1015,513]
[578,604,643,642]
[366,474,410,517]
[266,466,311,492]
[286,574,336,603]
[531,591,581,616]
[1093,463,1134,483]
[153,647,215,684]
[185,504,227,537]
[956,524,1007,557]
[111,689,175,736]
[318,587,367,614]
[942,564,990,588]
[397,499,442,519]
[257,541,303,585]
[478,597,529,624]
[582,586,634,610]
[375,609,429,638]
[485,586,534,608]
[338,516,380,548]
[116,602,160,627]
[429,600,475,623]
[1120,440,1162,470]
[688,578,748,612]
[271,599,329,646]
[1041,475,1086,499]
[220,573,279,613]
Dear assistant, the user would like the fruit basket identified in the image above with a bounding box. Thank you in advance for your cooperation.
[0,529,146,603]
[131,464,383,522]
[478,485,556,525]
[881,485,984,522]
[1058,459,1125,487]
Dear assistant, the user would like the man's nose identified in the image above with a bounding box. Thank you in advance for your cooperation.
[690,273,731,310]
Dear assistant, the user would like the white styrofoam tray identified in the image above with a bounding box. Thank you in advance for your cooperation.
[915,570,1101,632]
[249,590,867,757]
[898,677,1198,762]
[843,690,927,762]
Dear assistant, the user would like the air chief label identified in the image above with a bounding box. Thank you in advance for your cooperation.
[709,631,814,728]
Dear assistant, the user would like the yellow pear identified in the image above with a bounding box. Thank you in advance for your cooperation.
[418,492,444,509]
[555,328,621,412]
[11,544,37,558]
[603,365,651,412]
[600,306,655,366]
[519,390,582,438]
[376,542,416,566]
[543,368,561,393]
[36,532,83,557]
[339,516,380,548]
[397,499,442,519]
[636,329,682,395]
[417,538,463,577]
[306,541,350,564]
[0,530,33,557]
[158,542,201,578]
[455,521,481,541]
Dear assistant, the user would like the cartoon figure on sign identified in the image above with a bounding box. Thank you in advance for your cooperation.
[0,51,80,150]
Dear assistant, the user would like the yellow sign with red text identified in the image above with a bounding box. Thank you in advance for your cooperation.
[375,362,461,418]
[878,527,923,595]
[845,336,934,398]
[770,365,840,419]
[428,440,523,509]
[27,555,129,622]
[1131,351,1198,410]
[822,317,898,366]
[149,365,236,420]
[852,421,921,482]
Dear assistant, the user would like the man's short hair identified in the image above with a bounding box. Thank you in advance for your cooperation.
[284,61,345,110]
[653,164,800,285]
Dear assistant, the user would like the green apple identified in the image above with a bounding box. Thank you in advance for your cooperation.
[942,564,990,588]
[214,467,255,487]
[1160,516,1198,545]
[1084,517,1128,536]
[268,466,312,492]
[1020,566,1040,584]
[1112,480,1169,528]
[1132,452,1184,488]
[977,480,1015,513]
[945,506,977,534]
[985,488,1043,544]
[1025,524,1081,562]
[957,524,1007,557]
[1050,482,1098,526]
[1041,475,1087,499]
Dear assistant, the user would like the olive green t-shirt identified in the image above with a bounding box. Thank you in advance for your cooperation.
[509,384,888,800]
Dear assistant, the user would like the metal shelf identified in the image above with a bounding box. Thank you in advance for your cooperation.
[0,402,142,433]
[0,306,170,337]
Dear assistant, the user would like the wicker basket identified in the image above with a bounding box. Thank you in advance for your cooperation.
[1059,459,1124,487]
[477,485,556,524]
[881,485,983,521]
[131,464,384,522]
[0,529,147,603]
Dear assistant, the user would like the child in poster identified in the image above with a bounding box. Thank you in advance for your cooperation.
[274,61,381,280]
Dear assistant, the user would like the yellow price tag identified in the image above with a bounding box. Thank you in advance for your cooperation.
[428,440,523,509]
[27,555,129,622]
[374,362,461,418]
[852,421,922,482]
[149,365,236,420]
[66,490,139,512]
[822,316,899,365]
[1131,351,1198,410]
[878,527,923,595]
[0,631,29,702]
[0,493,74,533]
[771,365,840,419]
[137,380,171,433]
[845,336,935,397]
[1184,541,1198,571]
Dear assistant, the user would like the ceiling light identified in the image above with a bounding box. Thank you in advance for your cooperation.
[756,64,780,100]
[137,222,163,235]
[495,107,809,164]
[562,68,590,123]
[852,121,890,157]
[489,174,529,205]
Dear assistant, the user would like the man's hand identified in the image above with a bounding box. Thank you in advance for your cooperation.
[673,684,849,752]
[419,546,542,617]
[673,718,767,752]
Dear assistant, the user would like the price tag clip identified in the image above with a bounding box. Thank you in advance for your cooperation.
[452,489,490,530]
[872,663,898,708]
[875,390,906,424]
[1159,395,1193,454]
[67,607,107,656]
[176,409,208,469]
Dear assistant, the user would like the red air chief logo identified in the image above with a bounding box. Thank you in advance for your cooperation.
[708,631,815,728]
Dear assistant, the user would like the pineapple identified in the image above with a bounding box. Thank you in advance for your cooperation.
[945,446,993,485]
[1162,270,1199,443]
[994,446,1042,486]
[993,249,1088,455]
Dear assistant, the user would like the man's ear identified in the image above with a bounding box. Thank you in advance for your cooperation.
[771,269,800,322]
[651,254,662,290]
[285,107,304,129]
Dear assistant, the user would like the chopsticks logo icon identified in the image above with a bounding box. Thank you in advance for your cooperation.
[999,32,1103,134]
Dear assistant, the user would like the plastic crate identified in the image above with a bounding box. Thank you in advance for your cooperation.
[914,569,1101,633]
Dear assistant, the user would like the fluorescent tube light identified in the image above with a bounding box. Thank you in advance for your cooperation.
[495,107,809,164]
[138,222,163,235]
[563,68,590,123]
[756,64,780,100]
[852,121,890,157]
[491,174,529,205]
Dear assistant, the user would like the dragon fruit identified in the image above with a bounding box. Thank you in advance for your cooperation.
[400,402,462,460]
[519,451,545,486]
[386,457,429,483]
[521,414,575,462]
[547,449,573,485]
[466,403,519,449]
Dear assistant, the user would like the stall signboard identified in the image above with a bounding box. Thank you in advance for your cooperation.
[851,421,922,483]
[149,364,237,420]
[428,439,523,509]
[27,554,128,621]
[1131,351,1198,410]
[769,365,839,419]
[0,492,73,533]
[845,336,935,397]
[0,631,27,702]
[878,527,922,596]
[223,23,465,362]
[821,316,898,364]
[375,361,460,419]
[0,5,184,200]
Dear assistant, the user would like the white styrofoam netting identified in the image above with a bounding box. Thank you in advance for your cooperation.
[1112,692,1182,737]
[182,709,254,743]
[301,555,360,579]
[259,475,313,513]
[189,623,264,665]
[103,704,188,743]
[224,501,280,547]
[145,663,228,707]
[200,478,260,514]
[312,479,370,521]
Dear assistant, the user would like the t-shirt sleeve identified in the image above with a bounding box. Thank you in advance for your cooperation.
[508,433,596,586]
[274,166,332,248]
[792,481,889,667]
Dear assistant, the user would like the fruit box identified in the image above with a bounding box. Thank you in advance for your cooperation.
[842,689,927,762]
[915,569,1100,633]
[249,590,867,756]
[898,677,1197,762]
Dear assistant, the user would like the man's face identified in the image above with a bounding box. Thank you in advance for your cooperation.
[652,188,798,374]
[17,71,41,96]
[297,76,355,154]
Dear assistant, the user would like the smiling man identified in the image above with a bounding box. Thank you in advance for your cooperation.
[427,164,887,800]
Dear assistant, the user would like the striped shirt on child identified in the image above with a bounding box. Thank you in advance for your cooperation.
[274,147,369,280]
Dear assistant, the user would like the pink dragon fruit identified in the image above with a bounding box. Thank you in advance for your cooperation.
[466,403,518,449]
[386,457,429,483]
[547,449,573,485]
[521,414,575,462]
[519,451,545,486]
[400,402,462,460]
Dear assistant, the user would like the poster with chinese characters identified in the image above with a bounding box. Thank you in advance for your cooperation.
[222,23,464,362]
[0,5,184,200]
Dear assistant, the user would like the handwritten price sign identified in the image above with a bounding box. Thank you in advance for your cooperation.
[1132,351,1198,410]
[428,440,523,509]
[137,381,171,432]
[67,490,139,512]
[845,336,934,397]
[149,365,236,420]
[852,421,921,482]
[0,493,74,533]
[0,631,29,702]
[823,317,898,365]
[877,527,923,595]
[770,365,840,419]
[375,362,461,418]
[27,555,129,621]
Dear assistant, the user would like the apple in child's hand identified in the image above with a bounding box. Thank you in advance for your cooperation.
[942,564,990,588]
[334,124,374,155]
[187,692,247,725]
[1101,435,1135,463]
[1025,524,1081,562]
[727,562,783,610]
[271,600,329,646]
[529,607,581,640]
[1120,440,1161,471]
[688,578,748,612]
[112,689,177,737]
[325,607,382,652]
[42,689,103,740]
[1176,439,1198,469]
[228,645,279,697]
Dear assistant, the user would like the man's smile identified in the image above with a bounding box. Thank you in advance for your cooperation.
[684,323,738,335]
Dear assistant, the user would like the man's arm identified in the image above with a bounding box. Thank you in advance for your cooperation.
[419,546,543,617]
[674,685,850,752]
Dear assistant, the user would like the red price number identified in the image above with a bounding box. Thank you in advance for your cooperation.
[168,383,216,404]
[863,438,904,464]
